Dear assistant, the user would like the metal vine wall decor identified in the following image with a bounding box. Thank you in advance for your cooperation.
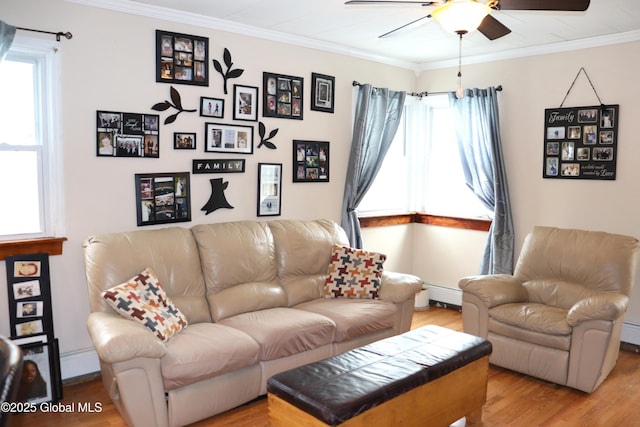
[213,48,244,95]
[151,86,197,124]
[257,122,279,149]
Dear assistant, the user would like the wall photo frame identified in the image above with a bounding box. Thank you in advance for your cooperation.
[543,104,619,180]
[263,72,303,120]
[135,172,191,226]
[257,163,282,217]
[293,140,329,182]
[16,339,62,404]
[174,132,196,149]
[97,110,159,158]
[205,122,253,154]
[200,97,224,118]
[233,84,259,121]
[156,30,209,86]
[311,73,335,113]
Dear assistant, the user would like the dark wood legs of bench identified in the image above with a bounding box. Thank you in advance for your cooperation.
[268,355,490,426]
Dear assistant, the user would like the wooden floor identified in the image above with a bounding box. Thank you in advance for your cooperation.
[8,307,640,427]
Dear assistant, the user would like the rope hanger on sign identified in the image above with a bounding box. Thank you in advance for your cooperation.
[559,67,603,108]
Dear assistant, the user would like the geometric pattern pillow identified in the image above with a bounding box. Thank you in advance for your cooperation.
[101,267,188,342]
[323,244,386,299]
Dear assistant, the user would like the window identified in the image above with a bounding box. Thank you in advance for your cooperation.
[0,35,63,240]
[358,94,492,219]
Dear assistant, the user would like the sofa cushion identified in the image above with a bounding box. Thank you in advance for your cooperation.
[523,279,598,310]
[217,307,336,361]
[101,267,188,342]
[161,323,260,390]
[323,245,386,299]
[294,298,397,342]
[489,303,571,336]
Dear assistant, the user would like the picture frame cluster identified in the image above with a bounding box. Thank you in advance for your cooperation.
[156,30,209,86]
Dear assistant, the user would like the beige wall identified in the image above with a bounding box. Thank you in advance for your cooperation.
[0,0,415,378]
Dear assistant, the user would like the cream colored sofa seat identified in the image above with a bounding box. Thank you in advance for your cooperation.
[460,226,640,393]
[84,219,423,427]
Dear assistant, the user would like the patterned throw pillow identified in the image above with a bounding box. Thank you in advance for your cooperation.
[102,267,188,342]
[323,245,387,299]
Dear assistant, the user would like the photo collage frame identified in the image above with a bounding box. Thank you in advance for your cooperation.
[135,172,192,226]
[263,72,303,120]
[293,140,329,182]
[156,30,209,86]
[96,110,160,158]
[543,105,619,180]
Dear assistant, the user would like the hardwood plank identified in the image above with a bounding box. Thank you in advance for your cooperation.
[8,307,640,427]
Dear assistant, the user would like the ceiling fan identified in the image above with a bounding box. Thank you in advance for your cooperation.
[344,0,591,40]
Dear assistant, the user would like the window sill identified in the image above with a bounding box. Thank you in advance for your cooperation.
[0,237,67,261]
[358,213,491,232]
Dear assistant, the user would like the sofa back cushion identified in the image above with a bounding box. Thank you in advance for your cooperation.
[268,219,350,306]
[83,227,211,324]
[191,221,284,321]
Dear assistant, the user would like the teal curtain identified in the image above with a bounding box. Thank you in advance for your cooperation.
[341,84,406,247]
[0,20,16,62]
[449,87,514,274]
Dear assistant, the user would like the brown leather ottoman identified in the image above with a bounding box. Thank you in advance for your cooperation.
[267,325,492,427]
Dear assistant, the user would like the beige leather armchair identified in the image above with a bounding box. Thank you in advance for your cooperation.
[460,226,640,393]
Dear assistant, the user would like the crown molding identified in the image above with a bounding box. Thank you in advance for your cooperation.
[67,0,640,73]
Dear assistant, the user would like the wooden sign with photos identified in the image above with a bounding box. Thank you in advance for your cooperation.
[97,110,160,158]
[543,105,619,180]
[156,30,209,86]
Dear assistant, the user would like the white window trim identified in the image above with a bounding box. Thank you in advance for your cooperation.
[1,34,65,240]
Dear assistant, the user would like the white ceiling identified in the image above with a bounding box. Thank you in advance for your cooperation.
[103,0,640,67]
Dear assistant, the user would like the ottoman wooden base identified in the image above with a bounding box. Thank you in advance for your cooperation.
[267,325,492,427]
[269,355,489,426]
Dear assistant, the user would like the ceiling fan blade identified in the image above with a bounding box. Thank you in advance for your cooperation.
[345,1,438,5]
[496,0,590,11]
[379,14,432,38]
[477,14,511,40]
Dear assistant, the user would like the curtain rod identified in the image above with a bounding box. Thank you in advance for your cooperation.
[352,81,502,97]
[16,26,73,42]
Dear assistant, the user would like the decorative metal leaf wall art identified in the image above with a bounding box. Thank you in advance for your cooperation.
[151,86,197,124]
[257,122,279,149]
[212,48,244,95]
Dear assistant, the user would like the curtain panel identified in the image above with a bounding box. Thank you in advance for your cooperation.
[0,20,16,63]
[449,87,514,274]
[341,84,406,247]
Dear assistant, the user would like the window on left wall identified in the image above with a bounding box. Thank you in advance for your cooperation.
[0,35,63,241]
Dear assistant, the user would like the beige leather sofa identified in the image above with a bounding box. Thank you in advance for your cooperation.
[460,226,640,393]
[83,219,423,427]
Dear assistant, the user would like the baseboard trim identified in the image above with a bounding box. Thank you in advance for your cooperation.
[426,284,640,346]
[60,348,100,381]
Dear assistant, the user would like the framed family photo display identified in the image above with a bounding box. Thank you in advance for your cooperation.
[135,172,191,226]
[293,140,329,182]
[156,30,209,86]
[16,339,63,404]
[263,72,303,120]
[543,104,619,180]
[233,84,259,121]
[174,132,196,149]
[257,163,282,217]
[205,122,253,154]
[97,110,160,158]
[200,97,224,118]
[311,73,335,113]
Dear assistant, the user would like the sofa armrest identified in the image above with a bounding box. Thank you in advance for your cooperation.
[567,293,630,326]
[87,312,167,363]
[379,271,423,303]
[459,274,528,308]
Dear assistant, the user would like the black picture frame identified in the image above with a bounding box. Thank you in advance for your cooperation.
[257,163,282,217]
[543,104,619,180]
[15,339,62,404]
[135,172,191,226]
[156,30,209,86]
[233,84,259,121]
[199,97,224,118]
[293,140,329,182]
[205,122,253,154]
[97,110,159,158]
[193,159,245,174]
[263,72,303,120]
[174,132,196,149]
[311,73,335,113]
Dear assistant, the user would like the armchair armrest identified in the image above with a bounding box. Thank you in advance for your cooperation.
[379,271,423,304]
[87,311,167,364]
[567,293,630,326]
[459,274,528,308]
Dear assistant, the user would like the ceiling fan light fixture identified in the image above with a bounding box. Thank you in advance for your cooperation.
[431,0,491,34]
